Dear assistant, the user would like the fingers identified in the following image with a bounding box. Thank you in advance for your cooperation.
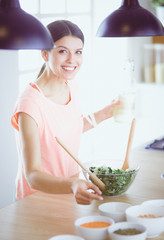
[73,179,103,205]
[75,190,103,205]
[75,192,96,205]
[87,181,102,195]
[111,99,121,106]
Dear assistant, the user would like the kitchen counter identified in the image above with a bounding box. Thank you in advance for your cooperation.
[0,149,163,240]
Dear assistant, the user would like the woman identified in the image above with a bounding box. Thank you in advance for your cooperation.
[11,20,120,205]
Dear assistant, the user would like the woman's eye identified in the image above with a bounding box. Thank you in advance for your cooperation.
[76,50,83,55]
[59,50,67,54]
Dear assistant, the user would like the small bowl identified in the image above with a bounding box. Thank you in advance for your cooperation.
[142,199,164,208]
[125,204,164,238]
[74,215,114,240]
[83,159,140,197]
[108,221,147,240]
[99,202,132,222]
[48,235,84,240]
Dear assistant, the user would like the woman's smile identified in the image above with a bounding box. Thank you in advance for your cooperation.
[62,66,77,71]
[46,35,83,80]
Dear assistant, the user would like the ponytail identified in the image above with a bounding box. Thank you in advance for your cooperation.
[37,63,46,79]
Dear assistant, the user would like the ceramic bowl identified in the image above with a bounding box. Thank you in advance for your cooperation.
[98,202,132,222]
[125,204,164,238]
[74,215,114,240]
[108,221,147,240]
[82,159,140,197]
[48,235,84,240]
[142,199,164,208]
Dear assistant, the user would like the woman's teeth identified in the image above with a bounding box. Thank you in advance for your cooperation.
[63,66,75,71]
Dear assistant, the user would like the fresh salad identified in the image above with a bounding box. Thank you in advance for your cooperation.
[89,166,137,196]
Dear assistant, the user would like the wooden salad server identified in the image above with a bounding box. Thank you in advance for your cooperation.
[122,118,136,171]
[55,137,106,192]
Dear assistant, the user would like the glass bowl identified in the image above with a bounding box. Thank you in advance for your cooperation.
[82,159,140,197]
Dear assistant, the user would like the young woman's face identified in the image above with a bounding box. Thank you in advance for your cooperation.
[46,35,83,80]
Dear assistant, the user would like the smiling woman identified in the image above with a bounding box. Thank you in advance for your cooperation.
[18,0,93,93]
[36,20,84,83]
[11,19,120,205]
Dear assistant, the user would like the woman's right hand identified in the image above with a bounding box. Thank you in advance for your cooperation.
[71,179,103,205]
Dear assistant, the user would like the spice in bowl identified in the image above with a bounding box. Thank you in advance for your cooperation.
[114,228,142,235]
[80,221,111,228]
[138,214,162,218]
[108,222,147,240]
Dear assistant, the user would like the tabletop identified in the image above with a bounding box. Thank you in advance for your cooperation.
[0,149,164,240]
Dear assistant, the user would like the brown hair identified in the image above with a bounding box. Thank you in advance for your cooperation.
[37,20,84,78]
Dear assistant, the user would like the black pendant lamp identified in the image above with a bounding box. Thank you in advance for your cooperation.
[0,0,54,50]
[97,0,164,37]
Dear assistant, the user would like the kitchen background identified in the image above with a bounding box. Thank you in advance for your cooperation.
[0,0,164,208]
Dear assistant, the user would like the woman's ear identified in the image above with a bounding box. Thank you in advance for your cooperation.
[41,50,48,62]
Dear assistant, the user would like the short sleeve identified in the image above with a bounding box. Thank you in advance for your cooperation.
[11,98,42,131]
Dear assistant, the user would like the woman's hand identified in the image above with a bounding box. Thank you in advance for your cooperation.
[72,179,103,205]
[83,100,121,132]
[100,99,121,120]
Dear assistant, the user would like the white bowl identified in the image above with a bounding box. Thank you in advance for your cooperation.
[74,215,114,240]
[48,235,84,240]
[142,199,164,208]
[99,202,132,222]
[125,204,164,238]
[108,221,147,240]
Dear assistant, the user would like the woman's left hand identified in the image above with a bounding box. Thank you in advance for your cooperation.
[83,100,121,132]
[102,99,121,119]
[94,100,121,125]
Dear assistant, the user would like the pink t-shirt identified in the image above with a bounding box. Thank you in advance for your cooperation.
[11,80,83,200]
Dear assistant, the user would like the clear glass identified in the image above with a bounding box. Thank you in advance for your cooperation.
[40,0,66,14]
[113,59,136,123]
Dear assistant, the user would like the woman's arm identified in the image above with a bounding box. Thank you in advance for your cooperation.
[83,100,121,132]
[18,112,103,204]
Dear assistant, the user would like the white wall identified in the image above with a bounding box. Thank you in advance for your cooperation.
[0,51,19,208]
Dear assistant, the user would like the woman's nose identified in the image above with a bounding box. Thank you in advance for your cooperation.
[66,52,74,62]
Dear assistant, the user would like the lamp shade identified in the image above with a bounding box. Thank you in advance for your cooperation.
[97,0,164,37]
[0,0,54,50]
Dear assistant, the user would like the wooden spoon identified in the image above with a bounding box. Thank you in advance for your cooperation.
[122,118,136,171]
[55,137,106,192]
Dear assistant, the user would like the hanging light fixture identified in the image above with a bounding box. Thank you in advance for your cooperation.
[0,0,54,50]
[97,0,164,37]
